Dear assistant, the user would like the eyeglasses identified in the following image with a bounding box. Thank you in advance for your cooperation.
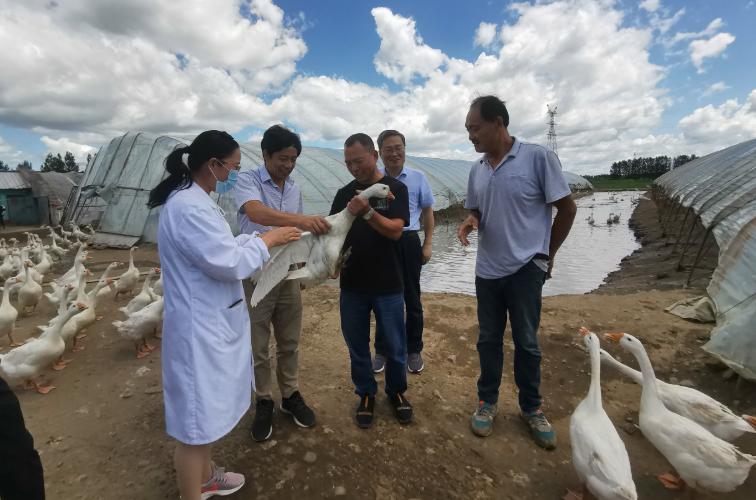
[215,159,241,171]
[381,145,405,154]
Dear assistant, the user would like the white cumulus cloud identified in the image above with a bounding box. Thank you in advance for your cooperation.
[40,136,98,164]
[474,22,498,48]
[0,0,751,175]
[371,7,448,85]
[640,0,660,12]
[0,0,306,141]
[689,32,736,73]
[700,81,730,98]
[679,89,756,146]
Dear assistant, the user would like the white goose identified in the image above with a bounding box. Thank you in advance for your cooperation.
[113,247,140,299]
[0,254,15,280]
[568,328,636,500]
[250,183,391,306]
[151,271,163,297]
[0,302,87,393]
[58,264,118,357]
[598,348,755,441]
[72,224,91,241]
[18,262,43,315]
[0,277,20,347]
[122,267,160,314]
[605,332,756,492]
[53,263,118,370]
[113,297,164,358]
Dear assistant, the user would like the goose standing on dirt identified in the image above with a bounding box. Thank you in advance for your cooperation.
[114,297,164,358]
[58,263,119,357]
[605,332,756,492]
[598,348,756,441]
[249,182,391,306]
[0,277,20,346]
[151,270,163,297]
[0,302,87,393]
[122,267,160,314]
[113,246,140,299]
[18,262,43,315]
[567,328,636,500]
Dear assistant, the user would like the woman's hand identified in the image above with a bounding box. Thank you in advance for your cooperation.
[260,227,301,249]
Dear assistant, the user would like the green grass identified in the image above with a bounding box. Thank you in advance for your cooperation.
[584,177,654,191]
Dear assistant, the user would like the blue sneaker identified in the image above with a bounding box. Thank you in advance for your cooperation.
[470,401,498,437]
[521,409,557,450]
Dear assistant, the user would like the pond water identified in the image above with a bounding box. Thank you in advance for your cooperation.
[420,191,643,296]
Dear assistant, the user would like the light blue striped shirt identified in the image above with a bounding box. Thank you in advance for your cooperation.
[233,166,303,235]
[464,138,571,279]
[379,166,434,231]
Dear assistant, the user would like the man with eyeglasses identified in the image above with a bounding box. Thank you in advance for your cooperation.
[330,133,412,429]
[234,125,329,442]
[372,130,435,375]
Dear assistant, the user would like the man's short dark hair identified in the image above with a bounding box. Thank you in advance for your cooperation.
[261,124,302,156]
[377,130,406,149]
[470,95,509,127]
[344,133,375,151]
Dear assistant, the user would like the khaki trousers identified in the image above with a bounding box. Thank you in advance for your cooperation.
[244,279,303,400]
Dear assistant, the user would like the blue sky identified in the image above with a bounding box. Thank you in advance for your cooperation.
[0,0,754,174]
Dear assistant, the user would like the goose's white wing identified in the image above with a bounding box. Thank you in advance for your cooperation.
[250,232,316,307]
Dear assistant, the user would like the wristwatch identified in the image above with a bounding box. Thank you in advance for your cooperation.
[362,208,375,220]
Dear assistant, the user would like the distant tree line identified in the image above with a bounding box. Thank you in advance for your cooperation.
[608,154,698,179]
[0,152,92,173]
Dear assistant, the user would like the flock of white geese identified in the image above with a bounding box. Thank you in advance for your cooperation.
[570,327,755,498]
[0,225,164,395]
[0,222,755,498]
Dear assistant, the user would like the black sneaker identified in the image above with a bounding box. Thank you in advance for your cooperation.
[389,393,413,425]
[355,395,375,429]
[251,398,275,442]
[281,391,316,428]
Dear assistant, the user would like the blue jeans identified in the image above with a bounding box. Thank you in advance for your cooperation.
[375,231,424,355]
[475,260,545,412]
[340,290,407,397]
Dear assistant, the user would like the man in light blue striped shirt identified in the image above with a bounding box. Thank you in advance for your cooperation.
[233,125,330,442]
[373,130,435,375]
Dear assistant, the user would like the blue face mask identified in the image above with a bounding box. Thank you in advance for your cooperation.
[210,160,239,194]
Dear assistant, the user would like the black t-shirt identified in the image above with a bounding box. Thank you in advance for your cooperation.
[329,176,410,294]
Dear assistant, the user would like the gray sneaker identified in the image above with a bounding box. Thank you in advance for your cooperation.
[470,401,498,437]
[521,409,557,450]
[407,353,424,373]
[372,354,385,373]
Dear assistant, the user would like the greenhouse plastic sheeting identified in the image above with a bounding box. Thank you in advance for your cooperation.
[73,131,586,244]
[563,171,593,191]
[654,138,756,380]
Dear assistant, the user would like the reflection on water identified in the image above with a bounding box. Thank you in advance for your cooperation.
[420,191,642,296]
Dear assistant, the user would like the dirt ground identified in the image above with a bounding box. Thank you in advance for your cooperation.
[4,196,755,500]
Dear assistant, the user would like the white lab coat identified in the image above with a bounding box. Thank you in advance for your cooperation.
[158,183,269,445]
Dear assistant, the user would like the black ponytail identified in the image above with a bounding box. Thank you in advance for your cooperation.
[148,130,239,208]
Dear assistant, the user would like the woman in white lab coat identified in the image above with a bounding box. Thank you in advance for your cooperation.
[148,130,300,500]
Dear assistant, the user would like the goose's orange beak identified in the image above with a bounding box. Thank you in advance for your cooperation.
[743,415,756,430]
[578,327,591,337]
[604,332,624,343]
[75,302,88,310]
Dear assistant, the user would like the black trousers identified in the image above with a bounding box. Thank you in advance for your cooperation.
[375,231,424,355]
[0,377,45,500]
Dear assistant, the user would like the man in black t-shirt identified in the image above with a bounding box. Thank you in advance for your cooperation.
[329,133,413,429]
